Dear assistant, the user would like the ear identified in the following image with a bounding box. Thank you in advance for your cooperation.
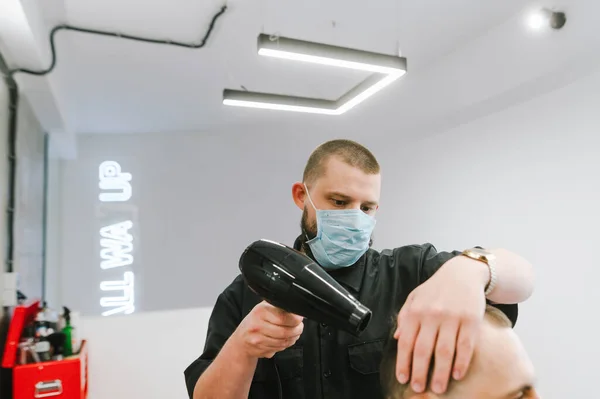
[291,182,306,210]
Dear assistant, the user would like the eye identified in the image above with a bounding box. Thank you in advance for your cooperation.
[332,199,347,207]
[361,206,374,213]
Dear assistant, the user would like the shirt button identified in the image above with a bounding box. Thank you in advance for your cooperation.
[321,322,327,327]
[323,370,331,378]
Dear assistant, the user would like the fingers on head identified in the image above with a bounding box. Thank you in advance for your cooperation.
[452,321,478,380]
[395,320,419,384]
[430,322,459,394]
[409,324,439,393]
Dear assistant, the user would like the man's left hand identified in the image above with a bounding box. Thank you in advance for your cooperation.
[394,257,489,394]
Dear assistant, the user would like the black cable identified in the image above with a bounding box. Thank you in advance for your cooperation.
[41,132,49,303]
[9,5,227,77]
[6,84,17,273]
[1,5,227,278]
[0,52,19,274]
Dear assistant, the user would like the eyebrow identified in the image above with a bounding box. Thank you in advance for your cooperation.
[327,191,379,207]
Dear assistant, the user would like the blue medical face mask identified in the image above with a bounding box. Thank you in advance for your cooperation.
[303,184,376,270]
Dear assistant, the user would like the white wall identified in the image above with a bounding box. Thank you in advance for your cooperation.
[79,307,213,399]
[0,85,46,304]
[373,68,600,399]
[54,66,600,398]
[44,158,63,309]
[14,92,46,301]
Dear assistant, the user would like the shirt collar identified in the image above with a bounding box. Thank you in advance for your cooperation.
[293,235,366,294]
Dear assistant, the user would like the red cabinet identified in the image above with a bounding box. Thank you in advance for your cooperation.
[2,301,88,399]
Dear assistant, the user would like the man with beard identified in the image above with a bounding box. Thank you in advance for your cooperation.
[184,140,535,399]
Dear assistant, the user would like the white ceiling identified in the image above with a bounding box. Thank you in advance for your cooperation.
[3,0,600,151]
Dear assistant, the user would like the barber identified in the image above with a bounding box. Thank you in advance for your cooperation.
[184,139,534,399]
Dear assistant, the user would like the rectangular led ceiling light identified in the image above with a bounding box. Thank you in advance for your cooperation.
[223,34,407,115]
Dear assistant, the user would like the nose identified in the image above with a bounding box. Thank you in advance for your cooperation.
[349,202,362,210]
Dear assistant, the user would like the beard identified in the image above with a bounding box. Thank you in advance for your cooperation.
[299,207,374,256]
[299,207,318,255]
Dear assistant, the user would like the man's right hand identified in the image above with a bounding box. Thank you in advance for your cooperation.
[232,301,304,359]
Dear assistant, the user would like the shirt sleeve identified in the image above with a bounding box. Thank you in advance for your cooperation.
[416,243,519,327]
[417,243,463,284]
[183,275,245,398]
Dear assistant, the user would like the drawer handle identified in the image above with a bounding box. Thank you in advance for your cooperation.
[34,380,63,398]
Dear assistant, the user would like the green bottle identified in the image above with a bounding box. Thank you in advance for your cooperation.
[62,306,74,357]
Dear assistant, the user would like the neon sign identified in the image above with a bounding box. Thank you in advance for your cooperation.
[98,161,132,202]
[98,161,136,317]
[100,221,133,269]
[99,271,135,317]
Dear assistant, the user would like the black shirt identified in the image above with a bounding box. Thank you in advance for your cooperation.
[184,240,518,399]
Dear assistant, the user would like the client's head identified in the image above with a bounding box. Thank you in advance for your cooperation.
[380,305,538,399]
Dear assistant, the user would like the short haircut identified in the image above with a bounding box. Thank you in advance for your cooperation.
[380,305,512,399]
[302,139,380,188]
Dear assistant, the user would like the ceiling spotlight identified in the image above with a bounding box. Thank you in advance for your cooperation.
[222,34,407,115]
[528,8,567,30]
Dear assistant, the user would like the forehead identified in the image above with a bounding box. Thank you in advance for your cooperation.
[462,326,535,398]
[313,157,381,200]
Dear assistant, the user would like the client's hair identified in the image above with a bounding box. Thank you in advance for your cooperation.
[379,305,512,399]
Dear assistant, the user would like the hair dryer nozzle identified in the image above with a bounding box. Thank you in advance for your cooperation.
[349,303,372,335]
[239,239,373,336]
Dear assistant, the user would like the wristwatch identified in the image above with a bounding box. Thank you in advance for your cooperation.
[461,247,498,297]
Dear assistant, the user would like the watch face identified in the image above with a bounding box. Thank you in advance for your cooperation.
[466,247,495,261]
[470,248,489,256]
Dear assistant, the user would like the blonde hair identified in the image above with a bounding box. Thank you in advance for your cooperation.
[379,305,512,399]
[302,139,380,188]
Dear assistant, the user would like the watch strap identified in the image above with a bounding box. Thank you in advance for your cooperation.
[461,248,498,297]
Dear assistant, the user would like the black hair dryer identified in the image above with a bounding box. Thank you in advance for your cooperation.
[239,239,372,337]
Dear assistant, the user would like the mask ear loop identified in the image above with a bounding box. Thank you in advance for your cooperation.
[303,183,318,211]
